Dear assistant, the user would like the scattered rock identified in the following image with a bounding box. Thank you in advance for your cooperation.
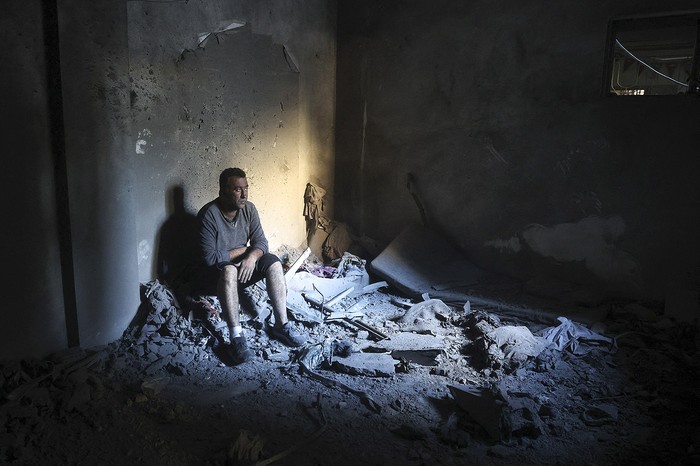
[397,299,451,333]
[263,349,290,362]
[0,274,695,465]
[448,383,509,440]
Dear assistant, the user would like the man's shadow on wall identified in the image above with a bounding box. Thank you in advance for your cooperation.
[156,185,200,305]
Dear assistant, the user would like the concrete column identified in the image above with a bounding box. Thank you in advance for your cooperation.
[0,0,68,359]
[58,0,140,347]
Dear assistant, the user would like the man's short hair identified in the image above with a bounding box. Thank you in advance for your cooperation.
[219,167,247,190]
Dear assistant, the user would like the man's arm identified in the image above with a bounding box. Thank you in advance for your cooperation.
[199,207,231,267]
[246,205,269,254]
[228,246,263,283]
[227,246,263,263]
[235,204,268,283]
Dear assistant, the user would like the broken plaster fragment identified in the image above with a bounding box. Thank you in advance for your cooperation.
[197,20,246,48]
[332,352,396,377]
[448,384,509,440]
[398,299,450,333]
[135,139,147,154]
[283,45,299,73]
[263,349,290,362]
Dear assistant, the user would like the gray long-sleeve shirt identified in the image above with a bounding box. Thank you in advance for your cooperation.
[197,199,269,267]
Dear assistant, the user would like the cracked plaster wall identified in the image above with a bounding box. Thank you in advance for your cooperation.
[128,0,337,283]
[0,0,336,359]
[336,0,700,303]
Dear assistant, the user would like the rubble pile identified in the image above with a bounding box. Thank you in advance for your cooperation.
[122,280,213,377]
[1,248,699,465]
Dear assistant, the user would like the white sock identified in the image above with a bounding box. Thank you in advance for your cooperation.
[230,325,243,338]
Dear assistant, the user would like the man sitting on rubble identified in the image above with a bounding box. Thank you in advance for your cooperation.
[197,167,305,364]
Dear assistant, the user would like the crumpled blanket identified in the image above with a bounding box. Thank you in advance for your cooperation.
[538,316,616,354]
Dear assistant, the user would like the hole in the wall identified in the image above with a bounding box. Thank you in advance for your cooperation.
[604,11,700,96]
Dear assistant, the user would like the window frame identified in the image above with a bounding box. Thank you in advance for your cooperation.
[603,10,700,97]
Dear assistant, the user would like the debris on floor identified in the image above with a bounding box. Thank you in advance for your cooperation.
[448,383,509,440]
[465,310,548,373]
[0,245,698,465]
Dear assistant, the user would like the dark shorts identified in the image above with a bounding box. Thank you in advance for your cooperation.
[196,253,280,296]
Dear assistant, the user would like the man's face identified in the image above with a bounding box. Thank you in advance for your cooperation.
[220,175,249,210]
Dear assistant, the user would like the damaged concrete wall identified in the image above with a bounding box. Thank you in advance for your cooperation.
[0,1,68,358]
[336,0,700,305]
[1,0,140,358]
[128,0,337,282]
[57,0,140,348]
[0,0,336,359]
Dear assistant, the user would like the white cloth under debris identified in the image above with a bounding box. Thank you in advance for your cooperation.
[538,317,615,354]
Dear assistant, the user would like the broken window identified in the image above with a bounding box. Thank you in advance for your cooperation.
[604,12,700,96]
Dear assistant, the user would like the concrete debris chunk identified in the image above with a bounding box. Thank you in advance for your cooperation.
[135,280,204,344]
[377,332,445,366]
[284,246,312,282]
[466,311,547,373]
[448,384,546,441]
[332,353,396,377]
[485,326,547,368]
[361,281,388,294]
[448,384,509,440]
[286,290,324,324]
[379,332,445,351]
[288,270,370,304]
[263,349,290,362]
[154,340,179,358]
[508,394,544,438]
[145,356,172,375]
[437,413,472,448]
[397,299,450,333]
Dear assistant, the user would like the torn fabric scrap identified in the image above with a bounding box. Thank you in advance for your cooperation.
[538,317,616,354]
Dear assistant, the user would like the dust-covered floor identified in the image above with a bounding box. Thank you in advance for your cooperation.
[2,259,699,465]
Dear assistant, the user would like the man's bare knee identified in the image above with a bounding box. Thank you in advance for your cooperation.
[266,261,284,279]
[220,264,239,284]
